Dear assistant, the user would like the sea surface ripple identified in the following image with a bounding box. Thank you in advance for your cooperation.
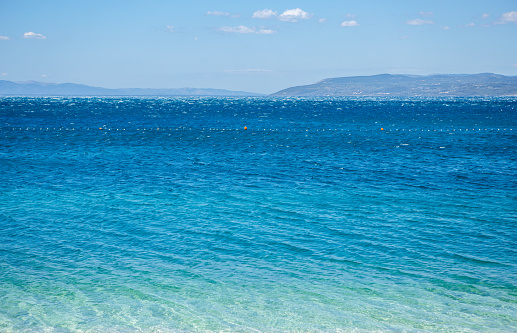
[0,97,516,332]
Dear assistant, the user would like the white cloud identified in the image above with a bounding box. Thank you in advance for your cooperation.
[1,73,7,76]
[346,13,356,19]
[41,74,49,77]
[318,18,327,23]
[219,25,255,33]
[279,8,311,22]
[0,36,9,40]
[166,25,175,32]
[495,11,517,25]
[482,13,490,20]
[207,11,230,16]
[464,22,475,27]
[218,25,276,34]
[252,9,277,19]
[252,8,311,22]
[24,31,46,39]
[341,20,359,27]
[441,26,450,30]
[419,11,433,17]
[406,18,434,25]
[256,28,276,34]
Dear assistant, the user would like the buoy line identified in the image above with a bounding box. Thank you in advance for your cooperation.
[2,127,515,132]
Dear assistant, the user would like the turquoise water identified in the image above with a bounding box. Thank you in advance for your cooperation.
[1,97,516,332]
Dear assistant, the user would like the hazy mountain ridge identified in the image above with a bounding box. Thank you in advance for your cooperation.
[2,73,517,97]
[271,73,517,97]
[0,80,263,97]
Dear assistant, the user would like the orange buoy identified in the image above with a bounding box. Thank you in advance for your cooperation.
[381,128,384,131]
[99,127,102,130]
[244,126,248,130]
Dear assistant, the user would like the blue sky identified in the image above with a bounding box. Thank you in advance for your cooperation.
[0,0,516,93]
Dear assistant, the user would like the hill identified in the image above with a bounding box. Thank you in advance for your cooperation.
[271,73,517,97]
[0,80,262,97]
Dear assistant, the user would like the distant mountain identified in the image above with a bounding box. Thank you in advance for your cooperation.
[271,73,517,97]
[0,80,262,97]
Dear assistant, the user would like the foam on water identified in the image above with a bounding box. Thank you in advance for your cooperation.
[0,97,516,332]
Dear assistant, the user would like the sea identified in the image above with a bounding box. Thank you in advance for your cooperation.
[0,97,516,332]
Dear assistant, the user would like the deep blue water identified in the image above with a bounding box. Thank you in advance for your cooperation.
[1,97,516,332]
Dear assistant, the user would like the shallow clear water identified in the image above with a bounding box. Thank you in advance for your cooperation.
[1,97,516,332]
